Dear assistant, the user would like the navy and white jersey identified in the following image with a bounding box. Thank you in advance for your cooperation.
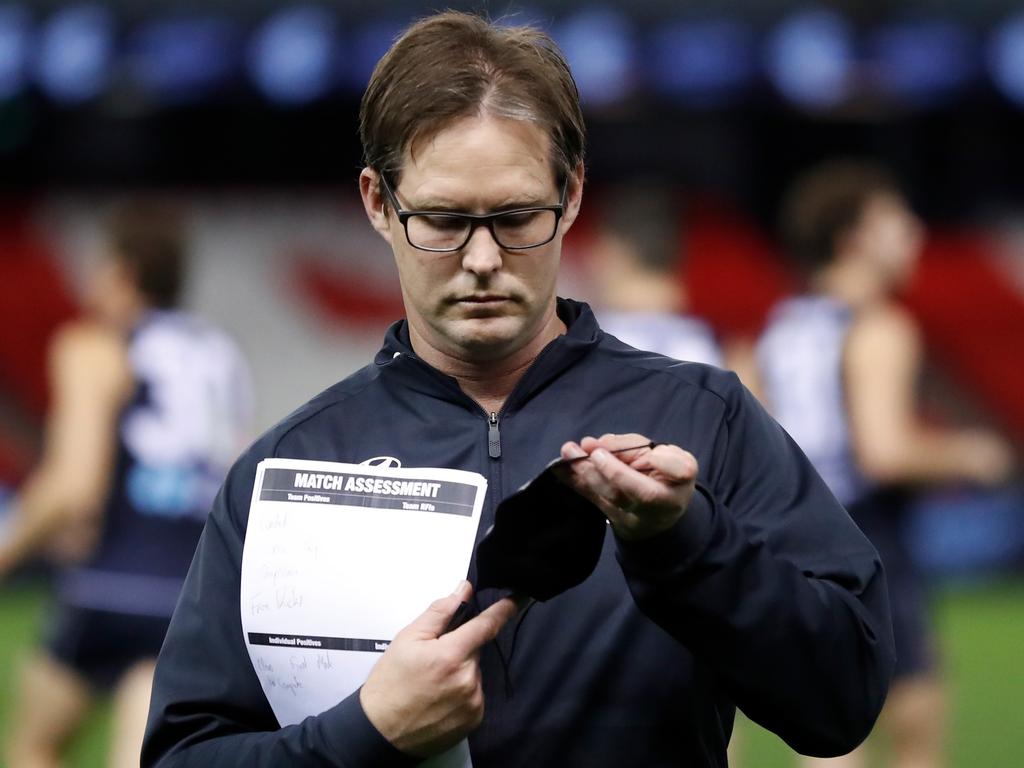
[756,296,870,507]
[59,311,253,618]
[599,310,722,366]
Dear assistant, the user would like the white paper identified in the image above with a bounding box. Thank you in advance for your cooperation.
[240,458,487,767]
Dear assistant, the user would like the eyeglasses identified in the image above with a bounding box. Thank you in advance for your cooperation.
[379,174,567,253]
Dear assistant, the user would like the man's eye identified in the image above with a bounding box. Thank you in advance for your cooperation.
[419,215,467,232]
[500,211,540,229]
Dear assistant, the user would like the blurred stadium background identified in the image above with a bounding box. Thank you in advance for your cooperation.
[2,1,1023,765]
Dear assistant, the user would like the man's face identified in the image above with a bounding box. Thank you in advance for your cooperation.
[86,253,140,328]
[855,192,923,289]
[361,114,582,363]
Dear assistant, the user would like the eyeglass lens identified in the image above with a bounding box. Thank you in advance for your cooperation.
[406,210,558,251]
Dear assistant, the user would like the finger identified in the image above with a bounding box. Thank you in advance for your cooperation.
[559,450,681,532]
[560,448,619,503]
[403,580,474,640]
[630,445,698,484]
[559,439,659,512]
[596,432,650,451]
[586,433,654,465]
[589,447,677,505]
[553,442,589,483]
[560,461,641,524]
[559,441,588,461]
[445,596,520,654]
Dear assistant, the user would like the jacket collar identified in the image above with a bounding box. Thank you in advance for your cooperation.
[374,298,602,413]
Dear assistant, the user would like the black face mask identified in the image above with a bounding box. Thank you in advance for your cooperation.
[474,459,608,602]
[474,444,656,603]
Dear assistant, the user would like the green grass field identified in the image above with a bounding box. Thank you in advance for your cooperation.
[1,578,1022,767]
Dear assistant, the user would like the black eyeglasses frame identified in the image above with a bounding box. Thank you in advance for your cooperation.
[378,174,568,253]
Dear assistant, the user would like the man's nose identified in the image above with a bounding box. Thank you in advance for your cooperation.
[460,223,503,275]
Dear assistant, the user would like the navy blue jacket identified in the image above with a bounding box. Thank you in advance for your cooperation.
[143,299,894,767]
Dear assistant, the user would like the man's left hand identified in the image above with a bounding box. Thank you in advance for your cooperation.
[557,433,698,541]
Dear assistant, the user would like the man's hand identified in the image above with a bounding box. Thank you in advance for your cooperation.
[557,433,698,541]
[359,581,519,757]
[955,429,1015,486]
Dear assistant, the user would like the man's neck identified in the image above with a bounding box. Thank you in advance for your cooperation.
[604,270,684,314]
[97,298,148,337]
[813,257,887,310]
[408,309,566,415]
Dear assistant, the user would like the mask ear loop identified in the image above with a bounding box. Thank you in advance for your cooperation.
[493,596,537,700]
[508,597,536,660]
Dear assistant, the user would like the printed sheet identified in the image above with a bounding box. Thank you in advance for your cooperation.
[241,457,487,766]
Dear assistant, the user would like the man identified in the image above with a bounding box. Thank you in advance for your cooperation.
[756,161,1014,768]
[0,202,252,768]
[589,181,723,367]
[144,13,895,767]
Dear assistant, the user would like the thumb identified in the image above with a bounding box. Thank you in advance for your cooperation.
[402,580,473,640]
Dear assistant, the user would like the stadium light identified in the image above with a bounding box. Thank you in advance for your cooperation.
[553,8,636,108]
[988,12,1024,108]
[869,19,976,108]
[35,4,115,105]
[765,8,854,110]
[648,18,754,108]
[248,6,339,106]
[0,5,31,100]
[126,15,242,104]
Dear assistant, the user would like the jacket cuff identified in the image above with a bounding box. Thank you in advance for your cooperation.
[317,688,418,768]
[615,484,716,578]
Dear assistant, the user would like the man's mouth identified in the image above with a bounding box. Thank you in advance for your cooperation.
[457,295,511,304]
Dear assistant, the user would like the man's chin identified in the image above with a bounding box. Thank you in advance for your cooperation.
[445,316,525,358]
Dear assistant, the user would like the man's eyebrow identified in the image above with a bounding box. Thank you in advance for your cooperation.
[492,196,552,211]
[405,193,554,213]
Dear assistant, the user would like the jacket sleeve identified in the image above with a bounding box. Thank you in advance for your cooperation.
[141,456,417,768]
[615,374,896,757]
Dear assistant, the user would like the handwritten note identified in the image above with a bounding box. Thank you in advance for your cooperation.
[240,458,486,766]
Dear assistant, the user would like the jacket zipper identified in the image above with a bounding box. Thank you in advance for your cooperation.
[488,412,501,458]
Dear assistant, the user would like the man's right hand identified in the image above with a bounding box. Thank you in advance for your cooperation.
[956,429,1015,486]
[359,580,519,757]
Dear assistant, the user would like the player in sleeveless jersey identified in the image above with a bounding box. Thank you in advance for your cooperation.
[0,203,252,768]
[756,162,1014,768]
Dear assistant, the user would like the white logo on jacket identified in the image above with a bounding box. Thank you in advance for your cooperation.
[360,456,402,469]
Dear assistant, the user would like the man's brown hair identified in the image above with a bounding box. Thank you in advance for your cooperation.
[597,181,684,273]
[107,201,187,309]
[781,160,902,274]
[360,11,586,192]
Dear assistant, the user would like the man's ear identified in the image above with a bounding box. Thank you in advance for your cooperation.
[359,168,393,244]
[559,162,586,232]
